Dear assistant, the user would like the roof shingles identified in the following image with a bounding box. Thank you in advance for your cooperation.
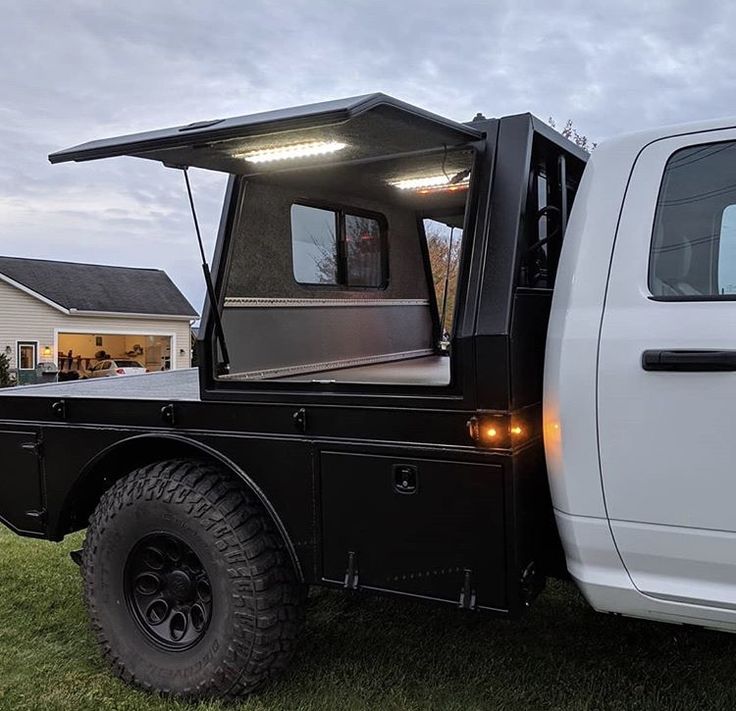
[0,256,197,317]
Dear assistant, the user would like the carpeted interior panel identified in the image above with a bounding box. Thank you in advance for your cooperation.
[225,180,431,300]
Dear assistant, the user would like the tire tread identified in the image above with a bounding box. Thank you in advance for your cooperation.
[81,458,305,700]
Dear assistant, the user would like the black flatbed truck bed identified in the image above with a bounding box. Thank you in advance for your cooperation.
[0,364,534,608]
[0,93,586,699]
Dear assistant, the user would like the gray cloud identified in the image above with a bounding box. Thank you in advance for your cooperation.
[1,0,735,311]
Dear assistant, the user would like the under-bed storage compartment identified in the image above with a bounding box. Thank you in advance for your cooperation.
[320,451,507,609]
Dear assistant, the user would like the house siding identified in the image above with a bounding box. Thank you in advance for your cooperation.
[0,280,193,370]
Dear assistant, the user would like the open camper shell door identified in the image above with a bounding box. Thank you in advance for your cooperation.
[48,93,484,173]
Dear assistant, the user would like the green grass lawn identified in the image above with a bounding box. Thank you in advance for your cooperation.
[1,525,735,711]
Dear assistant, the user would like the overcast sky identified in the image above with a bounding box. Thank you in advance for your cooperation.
[1,0,735,315]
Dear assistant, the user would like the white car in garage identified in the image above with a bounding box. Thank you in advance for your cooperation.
[88,359,146,378]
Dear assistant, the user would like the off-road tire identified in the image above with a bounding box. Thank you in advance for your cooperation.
[81,458,305,699]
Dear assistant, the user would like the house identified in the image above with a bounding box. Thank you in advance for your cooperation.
[0,256,198,382]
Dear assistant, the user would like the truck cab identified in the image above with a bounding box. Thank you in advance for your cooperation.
[4,94,736,699]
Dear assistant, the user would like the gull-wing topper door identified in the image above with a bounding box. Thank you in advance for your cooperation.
[48,93,483,172]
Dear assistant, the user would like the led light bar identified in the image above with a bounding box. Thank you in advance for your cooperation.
[237,140,347,163]
[391,174,470,191]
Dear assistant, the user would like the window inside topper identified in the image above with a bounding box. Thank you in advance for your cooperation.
[291,205,339,285]
[290,204,386,288]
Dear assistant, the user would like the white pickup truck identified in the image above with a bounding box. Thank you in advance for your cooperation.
[1,94,735,698]
[547,119,736,632]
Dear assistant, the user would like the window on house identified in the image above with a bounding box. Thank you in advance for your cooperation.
[17,342,37,370]
[290,203,386,288]
[650,141,736,297]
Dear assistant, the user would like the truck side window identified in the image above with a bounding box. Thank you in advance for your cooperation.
[290,204,386,288]
[650,141,736,297]
[718,205,736,294]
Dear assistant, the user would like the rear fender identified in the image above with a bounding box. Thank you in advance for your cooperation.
[56,432,304,582]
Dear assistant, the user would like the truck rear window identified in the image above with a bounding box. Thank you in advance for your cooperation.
[290,204,386,288]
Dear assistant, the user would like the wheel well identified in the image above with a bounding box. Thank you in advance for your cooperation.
[58,434,304,581]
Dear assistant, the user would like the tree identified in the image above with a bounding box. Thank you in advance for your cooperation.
[548,118,597,152]
[312,216,383,286]
[0,352,13,388]
[426,226,462,334]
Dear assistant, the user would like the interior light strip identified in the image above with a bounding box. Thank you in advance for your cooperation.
[237,140,347,163]
[391,174,470,191]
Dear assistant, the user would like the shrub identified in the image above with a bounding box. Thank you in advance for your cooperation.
[0,352,13,388]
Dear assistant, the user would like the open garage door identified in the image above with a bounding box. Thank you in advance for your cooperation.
[57,333,173,379]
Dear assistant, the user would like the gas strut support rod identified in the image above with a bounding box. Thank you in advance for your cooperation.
[182,168,231,374]
[439,226,456,339]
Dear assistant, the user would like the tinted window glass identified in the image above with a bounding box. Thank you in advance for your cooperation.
[291,203,387,288]
[291,204,338,285]
[650,142,736,297]
[345,214,384,287]
[115,360,143,368]
[718,205,736,295]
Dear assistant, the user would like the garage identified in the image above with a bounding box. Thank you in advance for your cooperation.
[57,332,175,374]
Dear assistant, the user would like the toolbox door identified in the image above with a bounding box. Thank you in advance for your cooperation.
[0,429,44,535]
[320,451,506,610]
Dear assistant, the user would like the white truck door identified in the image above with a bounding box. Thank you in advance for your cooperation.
[598,129,736,608]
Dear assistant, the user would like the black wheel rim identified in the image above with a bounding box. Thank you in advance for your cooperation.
[124,532,213,651]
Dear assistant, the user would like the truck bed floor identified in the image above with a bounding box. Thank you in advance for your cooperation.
[275,354,450,386]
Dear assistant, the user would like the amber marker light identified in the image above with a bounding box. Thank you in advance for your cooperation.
[467,415,510,448]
